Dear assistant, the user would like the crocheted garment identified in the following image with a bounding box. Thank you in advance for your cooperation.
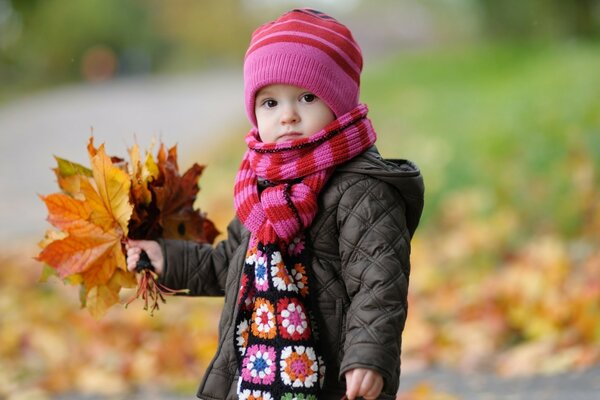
[233,104,376,400]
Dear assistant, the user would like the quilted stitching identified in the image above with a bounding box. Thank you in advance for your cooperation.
[306,171,412,393]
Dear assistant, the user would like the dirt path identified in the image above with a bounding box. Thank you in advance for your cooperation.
[0,68,244,244]
[399,366,600,399]
[50,366,600,400]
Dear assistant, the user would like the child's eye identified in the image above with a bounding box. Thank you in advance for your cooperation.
[301,93,317,103]
[262,99,277,108]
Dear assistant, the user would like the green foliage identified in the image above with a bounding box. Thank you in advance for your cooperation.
[146,0,258,71]
[362,42,600,237]
[0,0,260,100]
[474,0,600,39]
[1,0,161,100]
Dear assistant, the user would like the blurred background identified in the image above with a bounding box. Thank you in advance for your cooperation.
[0,0,599,399]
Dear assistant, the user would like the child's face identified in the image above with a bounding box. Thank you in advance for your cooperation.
[255,84,335,144]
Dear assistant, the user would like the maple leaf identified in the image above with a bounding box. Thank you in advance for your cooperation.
[128,143,157,207]
[128,142,219,244]
[89,142,132,235]
[87,269,137,319]
[152,143,218,243]
[38,138,135,317]
[127,143,162,240]
[53,156,92,198]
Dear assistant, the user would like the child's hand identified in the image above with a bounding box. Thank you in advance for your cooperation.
[126,240,164,275]
[345,368,383,400]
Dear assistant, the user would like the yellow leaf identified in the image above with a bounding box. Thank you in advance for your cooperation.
[129,143,153,206]
[144,150,159,181]
[90,145,133,235]
[86,284,120,319]
[79,177,115,232]
[110,268,138,289]
[86,268,137,318]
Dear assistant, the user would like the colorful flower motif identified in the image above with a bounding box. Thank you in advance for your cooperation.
[270,251,282,265]
[317,355,326,388]
[271,262,297,293]
[254,254,269,291]
[277,298,310,340]
[237,273,250,306]
[288,237,305,257]
[251,298,276,339]
[280,346,319,388]
[239,388,273,400]
[245,245,258,265]
[241,344,276,385]
[281,393,317,400]
[236,320,249,355]
[291,263,309,297]
[242,286,256,312]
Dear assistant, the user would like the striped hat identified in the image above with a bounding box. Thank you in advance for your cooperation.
[244,8,363,127]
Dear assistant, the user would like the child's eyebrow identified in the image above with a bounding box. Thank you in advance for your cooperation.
[256,90,274,98]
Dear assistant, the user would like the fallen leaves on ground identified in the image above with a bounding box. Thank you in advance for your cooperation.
[402,150,600,376]
[396,382,459,400]
[1,248,221,398]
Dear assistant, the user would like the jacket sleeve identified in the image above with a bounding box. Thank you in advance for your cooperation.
[337,176,411,391]
[157,217,245,296]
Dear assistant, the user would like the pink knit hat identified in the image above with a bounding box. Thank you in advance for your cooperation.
[244,8,363,127]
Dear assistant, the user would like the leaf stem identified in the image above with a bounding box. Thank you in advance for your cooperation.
[125,270,189,316]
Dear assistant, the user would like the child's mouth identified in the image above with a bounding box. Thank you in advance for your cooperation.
[277,132,303,142]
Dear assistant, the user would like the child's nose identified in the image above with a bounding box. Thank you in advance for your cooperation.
[280,104,299,124]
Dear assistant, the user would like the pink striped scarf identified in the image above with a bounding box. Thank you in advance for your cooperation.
[232,104,376,399]
[234,103,376,243]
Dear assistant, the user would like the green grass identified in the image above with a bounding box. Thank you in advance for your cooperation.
[361,41,600,236]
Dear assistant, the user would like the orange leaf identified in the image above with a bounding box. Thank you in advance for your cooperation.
[80,252,118,288]
[37,222,121,279]
[40,193,91,232]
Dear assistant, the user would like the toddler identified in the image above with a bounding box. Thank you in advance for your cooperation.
[127,8,424,400]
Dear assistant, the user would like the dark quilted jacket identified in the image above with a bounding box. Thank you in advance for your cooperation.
[158,147,424,399]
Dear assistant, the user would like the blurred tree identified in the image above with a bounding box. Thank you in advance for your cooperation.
[2,0,161,87]
[0,0,261,96]
[558,0,599,37]
[146,0,259,70]
[475,0,600,40]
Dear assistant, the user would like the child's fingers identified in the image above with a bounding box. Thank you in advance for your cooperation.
[345,369,361,400]
[126,244,142,272]
[362,372,383,400]
[346,369,383,400]
[127,247,141,259]
[359,376,372,398]
[127,252,140,271]
[125,238,135,249]
[125,240,163,275]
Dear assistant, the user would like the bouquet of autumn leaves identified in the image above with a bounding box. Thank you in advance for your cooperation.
[37,137,218,318]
